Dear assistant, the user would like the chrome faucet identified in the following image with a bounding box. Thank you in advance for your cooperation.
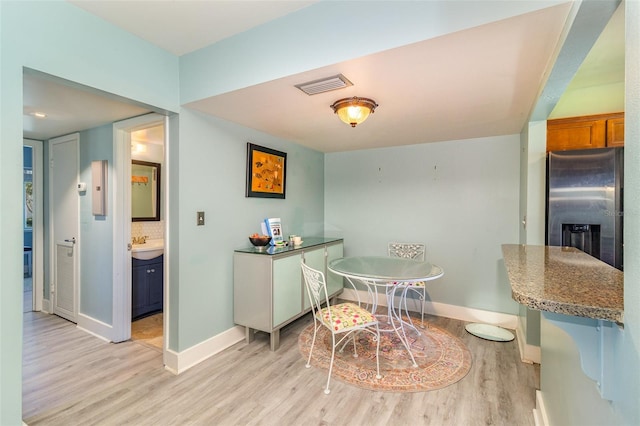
[132,235,149,244]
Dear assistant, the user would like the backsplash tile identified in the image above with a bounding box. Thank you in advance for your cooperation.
[132,221,164,240]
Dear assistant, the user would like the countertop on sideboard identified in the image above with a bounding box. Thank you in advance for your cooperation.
[501,244,623,324]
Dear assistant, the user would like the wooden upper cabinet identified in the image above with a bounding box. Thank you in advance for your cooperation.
[547,112,624,152]
[606,116,625,147]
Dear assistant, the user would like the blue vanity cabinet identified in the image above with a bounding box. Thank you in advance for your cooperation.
[132,255,163,320]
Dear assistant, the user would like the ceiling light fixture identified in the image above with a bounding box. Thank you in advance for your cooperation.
[32,112,47,118]
[330,97,378,128]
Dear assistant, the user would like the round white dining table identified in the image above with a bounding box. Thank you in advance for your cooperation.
[328,256,444,367]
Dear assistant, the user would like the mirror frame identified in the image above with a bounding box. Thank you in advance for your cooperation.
[132,160,161,222]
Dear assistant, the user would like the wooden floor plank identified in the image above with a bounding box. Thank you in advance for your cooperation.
[23,311,539,425]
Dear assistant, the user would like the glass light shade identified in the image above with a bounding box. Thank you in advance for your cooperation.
[331,97,378,127]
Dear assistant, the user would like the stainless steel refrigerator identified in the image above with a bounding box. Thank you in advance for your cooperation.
[546,147,623,270]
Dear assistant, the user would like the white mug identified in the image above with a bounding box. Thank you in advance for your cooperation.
[293,236,302,245]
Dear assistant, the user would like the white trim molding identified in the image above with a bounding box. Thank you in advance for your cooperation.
[77,313,113,343]
[516,321,542,364]
[162,289,521,375]
[533,390,549,426]
[163,325,245,375]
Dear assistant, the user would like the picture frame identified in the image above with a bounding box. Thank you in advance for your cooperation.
[246,143,287,199]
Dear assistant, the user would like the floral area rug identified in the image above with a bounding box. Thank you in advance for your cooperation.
[298,317,472,392]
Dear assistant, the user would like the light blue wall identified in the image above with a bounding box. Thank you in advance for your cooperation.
[78,124,114,324]
[180,1,566,103]
[622,1,640,421]
[0,1,179,423]
[173,108,324,350]
[535,2,640,424]
[325,135,521,314]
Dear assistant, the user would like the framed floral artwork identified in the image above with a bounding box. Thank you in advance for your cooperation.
[245,143,287,199]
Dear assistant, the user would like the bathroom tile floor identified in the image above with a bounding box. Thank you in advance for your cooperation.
[131,313,163,352]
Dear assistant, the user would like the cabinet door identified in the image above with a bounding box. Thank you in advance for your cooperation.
[606,117,624,147]
[325,243,344,297]
[272,254,303,327]
[131,264,149,318]
[302,248,325,311]
[547,118,606,151]
[147,261,163,311]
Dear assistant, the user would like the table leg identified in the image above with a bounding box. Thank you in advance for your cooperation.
[400,285,422,335]
[387,286,418,367]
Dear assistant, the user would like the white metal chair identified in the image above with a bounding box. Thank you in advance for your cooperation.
[301,261,381,394]
[388,242,427,327]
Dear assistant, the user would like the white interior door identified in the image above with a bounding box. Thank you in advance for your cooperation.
[50,133,79,323]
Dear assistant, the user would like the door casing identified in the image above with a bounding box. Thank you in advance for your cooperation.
[112,113,167,344]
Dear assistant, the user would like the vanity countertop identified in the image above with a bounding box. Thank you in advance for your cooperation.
[501,244,624,324]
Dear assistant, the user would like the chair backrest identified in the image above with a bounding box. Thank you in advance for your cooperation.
[388,242,426,261]
[301,261,331,317]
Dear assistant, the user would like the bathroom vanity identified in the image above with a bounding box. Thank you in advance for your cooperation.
[132,254,163,319]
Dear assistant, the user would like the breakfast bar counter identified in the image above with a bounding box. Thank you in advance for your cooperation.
[501,244,624,324]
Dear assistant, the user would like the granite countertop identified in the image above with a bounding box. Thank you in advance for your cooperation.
[501,244,624,324]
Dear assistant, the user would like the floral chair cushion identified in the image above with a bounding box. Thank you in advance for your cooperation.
[319,302,377,332]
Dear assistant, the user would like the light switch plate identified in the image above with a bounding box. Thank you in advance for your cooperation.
[197,211,205,226]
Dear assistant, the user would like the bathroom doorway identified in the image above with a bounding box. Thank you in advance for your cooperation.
[112,113,167,351]
[130,122,165,351]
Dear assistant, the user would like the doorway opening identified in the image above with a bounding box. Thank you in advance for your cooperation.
[112,113,168,352]
[23,139,43,314]
[130,122,165,351]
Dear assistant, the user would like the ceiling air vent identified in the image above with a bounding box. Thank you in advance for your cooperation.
[295,74,353,96]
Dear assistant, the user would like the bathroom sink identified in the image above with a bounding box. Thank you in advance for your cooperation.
[131,239,164,260]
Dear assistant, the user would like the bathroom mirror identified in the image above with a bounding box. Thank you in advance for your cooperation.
[132,160,161,221]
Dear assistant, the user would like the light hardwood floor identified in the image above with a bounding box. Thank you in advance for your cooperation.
[23,311,539,425]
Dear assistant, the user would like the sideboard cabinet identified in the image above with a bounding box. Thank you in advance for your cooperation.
[233,237,343,350]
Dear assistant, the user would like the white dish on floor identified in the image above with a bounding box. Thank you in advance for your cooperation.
[465,323,514,342]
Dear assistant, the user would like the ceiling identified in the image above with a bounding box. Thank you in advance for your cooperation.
[23,1,624,153]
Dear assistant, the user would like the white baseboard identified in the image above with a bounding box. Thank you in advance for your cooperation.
[162,290,524,375]
[163,325,245,375]
[533,390,549,426]
[77,313,112,342]
[340,287,518,329]
[516,321,541,364]
[41,298,51,313]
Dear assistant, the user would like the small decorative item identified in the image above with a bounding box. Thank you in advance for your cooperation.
[249,233,272,251]
[246,143,286,199]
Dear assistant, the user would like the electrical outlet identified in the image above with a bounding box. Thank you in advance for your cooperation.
[197,211,205,226]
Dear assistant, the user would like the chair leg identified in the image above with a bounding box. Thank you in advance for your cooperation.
[351,333,358,358]
[324,334,337,394]
[306,323,319,369]
[420,288,426,328]
[374,328,382,380]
